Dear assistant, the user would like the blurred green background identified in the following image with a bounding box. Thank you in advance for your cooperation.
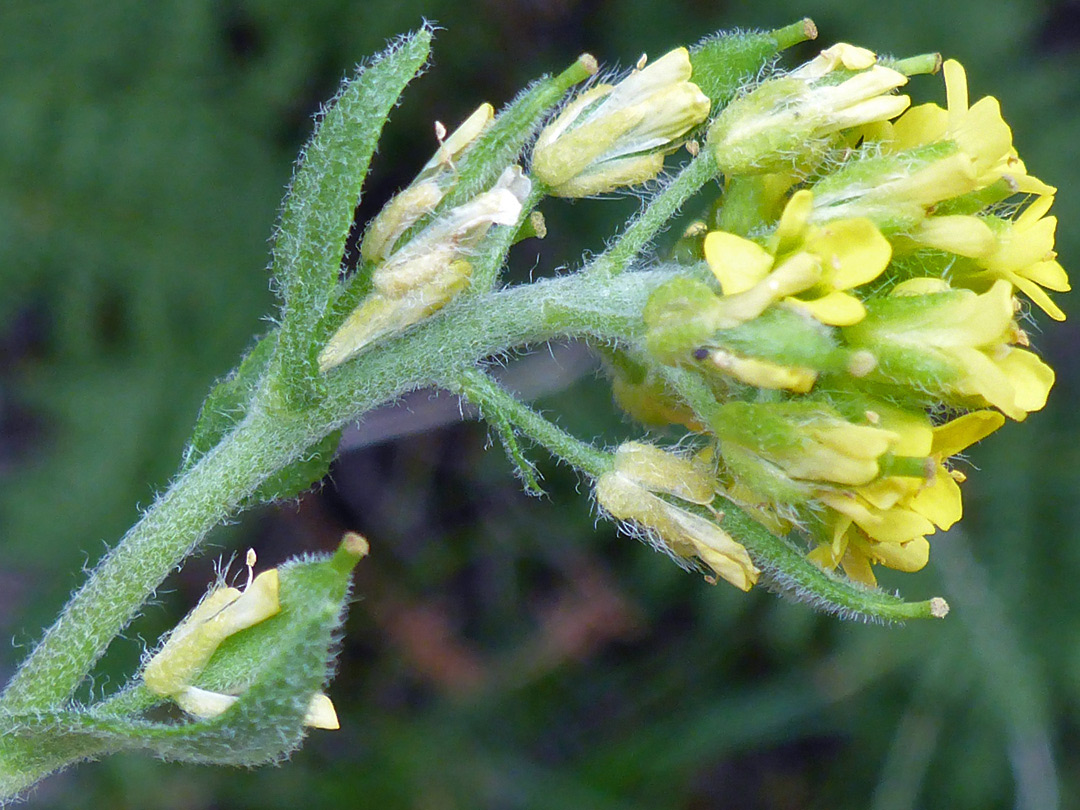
[1,0,1078,807]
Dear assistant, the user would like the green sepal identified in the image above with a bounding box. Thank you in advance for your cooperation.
[0,542,364,800]
[270,27,433,408]
[710,306,843,372]
[245,428,342,506]
[643,276,723,360]
[690,19,817,109]
[181,333,277,473]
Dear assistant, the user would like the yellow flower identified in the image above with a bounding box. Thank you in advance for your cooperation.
[532,48,710,197]
[809,59,1055,233]
[704,190,891,326]
[595,442,760,590]
[952,196,1070,321]
[845,278,1054,420]
[808,409,1004,586]
[889,60,1054,195]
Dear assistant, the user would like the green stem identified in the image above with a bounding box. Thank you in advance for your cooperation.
[587,150,719,277]
[1,268,672,712]
[451,367,613,477]
[0,407,316,712]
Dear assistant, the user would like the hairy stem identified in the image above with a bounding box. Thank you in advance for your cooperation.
[587,150,719,277]
[1,269,672,712]
[451,367,613,477]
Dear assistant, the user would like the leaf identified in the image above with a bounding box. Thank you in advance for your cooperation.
[181,332,277,472]
[246,428,342,505]
[271,26,434,407]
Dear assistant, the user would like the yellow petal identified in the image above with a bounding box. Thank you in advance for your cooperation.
[998,347,1055,415]
[908,470,962,529]
[805,218,891,289]
[1023,259,1070,293]
[704,231,774,294]
[774,189,814,255]
[871,536,930,572]
[840,546,878,587]
[932,410,1005,457]
[953,97,1012,175]
[943,60,969,117]
[304,694,340,730]
[789,291,867,326]
[891,103,948,149]
[1011,275,1067,321]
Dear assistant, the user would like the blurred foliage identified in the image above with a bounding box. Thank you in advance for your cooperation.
[1,0,1078,807]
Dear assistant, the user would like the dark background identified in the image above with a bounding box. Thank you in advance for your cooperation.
[1,0,1078,807]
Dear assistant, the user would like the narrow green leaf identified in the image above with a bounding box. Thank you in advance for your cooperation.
[271,26,433,408]
[245,428,342,505]
[181,332,277,472]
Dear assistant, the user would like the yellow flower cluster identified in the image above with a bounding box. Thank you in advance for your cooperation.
[634,46,1067,588]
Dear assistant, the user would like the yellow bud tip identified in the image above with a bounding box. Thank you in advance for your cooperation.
[848,350,877,377]
[930,597,950,619]
[579,53,599,76]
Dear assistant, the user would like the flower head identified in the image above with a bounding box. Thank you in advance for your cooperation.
[705,189,892,327]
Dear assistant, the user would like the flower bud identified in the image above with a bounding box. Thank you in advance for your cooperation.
[595,443,760,590]
[320,166,532,370]
[709,44,909,175]
[143,559,340,730]
[532,47,710,197]
[362,103,495,263]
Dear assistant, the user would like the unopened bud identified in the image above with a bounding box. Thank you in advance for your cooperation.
[533,47,710,197]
